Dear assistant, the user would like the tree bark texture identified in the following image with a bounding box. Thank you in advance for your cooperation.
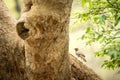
[0,0,103,80]
[0,0,26,80]
[16,0,73,80]
[70,54,102,80]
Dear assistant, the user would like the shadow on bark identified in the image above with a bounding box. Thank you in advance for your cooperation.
[0,0,103,80]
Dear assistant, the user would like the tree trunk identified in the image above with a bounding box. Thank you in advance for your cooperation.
[0,0,26,80]
[0,0,103,80]
[16,0,73,80]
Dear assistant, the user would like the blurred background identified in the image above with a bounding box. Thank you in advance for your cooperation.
[4,0,120,80]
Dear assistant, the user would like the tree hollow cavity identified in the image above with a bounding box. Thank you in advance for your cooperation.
[16,22,29,40]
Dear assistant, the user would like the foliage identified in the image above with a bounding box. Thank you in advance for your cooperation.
[74,0,120,71]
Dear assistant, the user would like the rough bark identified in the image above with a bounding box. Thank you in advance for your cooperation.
[0,0,26,80]
[16,0,73,80]
[0,0,103,80]
[70,54,102,80]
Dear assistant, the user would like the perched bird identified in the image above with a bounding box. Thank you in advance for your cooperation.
[74,48,86,62]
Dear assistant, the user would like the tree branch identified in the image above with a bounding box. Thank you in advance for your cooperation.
[106,0,120,10]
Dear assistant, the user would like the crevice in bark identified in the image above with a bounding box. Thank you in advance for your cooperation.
[16,22,29,40]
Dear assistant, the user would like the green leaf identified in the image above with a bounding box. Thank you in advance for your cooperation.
[98,15,106,23]
[93,16,99,22]
[81,0,87,7]
[99,36,105,43]
[114,13,120,26]
[94,52,100,57]
[115,31,120,36]
[96,35,103,41]
[86,27,91,33]
[101,60,109,68]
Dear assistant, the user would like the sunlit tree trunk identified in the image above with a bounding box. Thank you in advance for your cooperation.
[16,0,73,80]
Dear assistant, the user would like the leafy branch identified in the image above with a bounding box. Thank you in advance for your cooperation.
[74,0,120,71]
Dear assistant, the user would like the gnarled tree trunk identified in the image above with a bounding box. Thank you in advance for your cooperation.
[16,0,73,80]
[0,0,103,80]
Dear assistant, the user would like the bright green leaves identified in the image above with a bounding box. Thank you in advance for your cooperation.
[101,59,119,70]
[86,27,91,33]
[115,30,120,36]
[81,0,86,6]
[104,42,120,58]
[98,15,107,24]
[95,41,120,70]
[81,0,89,7]
[74,12,90,22]
[75,0,120,71]
[93,15,108,24]
[114,13,120,26]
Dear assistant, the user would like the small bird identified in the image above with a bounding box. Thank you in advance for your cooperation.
[74,48,86,62]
